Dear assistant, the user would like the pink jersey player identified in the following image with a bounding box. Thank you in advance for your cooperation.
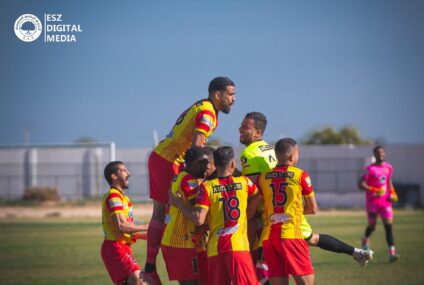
[359,146,399,262]
[363,161,393,214]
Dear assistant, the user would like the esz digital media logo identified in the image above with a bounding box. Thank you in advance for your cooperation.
[14,13,83,43]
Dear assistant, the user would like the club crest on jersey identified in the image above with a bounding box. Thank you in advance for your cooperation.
[379,176,387,184]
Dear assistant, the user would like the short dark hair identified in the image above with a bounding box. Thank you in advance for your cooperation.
[373,145,384,154]
[245,112,267,134]
[208,77,235,96]
[104,161,124,186]
[275,138,298,157]
[203,146,215,158]
[184,147,206,168]
[213,146,234,169]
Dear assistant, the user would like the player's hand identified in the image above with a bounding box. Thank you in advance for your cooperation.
[390,187,398,202]
[192,224,209,252]
[369,186,386,197]
[168,190,183,207]
[131,231,148,241]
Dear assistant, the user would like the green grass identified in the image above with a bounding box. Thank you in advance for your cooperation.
[0,211,423,285]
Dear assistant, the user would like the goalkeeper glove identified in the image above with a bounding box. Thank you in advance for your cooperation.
[390,187,398,202]
[369,186,386,197]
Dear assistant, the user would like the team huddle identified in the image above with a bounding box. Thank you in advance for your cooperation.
[100,77,399,285]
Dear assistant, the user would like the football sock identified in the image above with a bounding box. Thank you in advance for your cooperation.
[384,224,395,247]
[317,234,354,255]
[146,219,164,266]
[365,225,374,238]
[389,246,396,256]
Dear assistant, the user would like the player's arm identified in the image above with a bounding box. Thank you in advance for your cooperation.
[303,194,318,215]
[301,171,318,215]
[111,212,148,234]
[358,177,372,192]
[389,178,398,202]
[358,176,385,195]
[168,191,208,226]
[247,192,262,220]
[192,131,206,147]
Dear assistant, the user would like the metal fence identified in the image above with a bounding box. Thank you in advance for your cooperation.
[0,144,422,207]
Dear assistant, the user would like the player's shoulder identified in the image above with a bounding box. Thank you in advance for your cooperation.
[192,99,215,112]
[383,161,393,169]
[105,188,123,199]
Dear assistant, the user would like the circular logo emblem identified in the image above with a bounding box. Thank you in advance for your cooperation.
[14,14,42,42]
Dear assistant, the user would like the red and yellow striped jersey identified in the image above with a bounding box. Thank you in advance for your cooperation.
[258,165,314,240]
[101,188,135,244]
[154,99,218,165]
[162,171,200,248]
[195,176,257,256]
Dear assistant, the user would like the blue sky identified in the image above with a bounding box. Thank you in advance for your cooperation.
[1,0,423,147]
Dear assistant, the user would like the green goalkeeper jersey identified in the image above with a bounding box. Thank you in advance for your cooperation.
[240,140,277,176]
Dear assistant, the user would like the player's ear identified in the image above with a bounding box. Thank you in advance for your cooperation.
[230,159,235,169]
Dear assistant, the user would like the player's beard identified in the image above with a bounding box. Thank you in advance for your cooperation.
[221,100,232,114]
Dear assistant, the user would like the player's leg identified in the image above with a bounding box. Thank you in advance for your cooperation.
[248,217,259,262]
[126,270,146,285]
[381,204,398,262]
[230,251,258,285]
[144,152,178,284]
[207,254,232,285]
[263,239,288,285]
[362,211,377,249]
[101,241,142,285]
[178,281,198,285]
[269,277,289,285]
[292,274,314,285]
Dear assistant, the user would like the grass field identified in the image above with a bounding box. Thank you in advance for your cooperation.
[0,210,423,285]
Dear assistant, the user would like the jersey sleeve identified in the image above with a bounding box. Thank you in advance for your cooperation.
[105,193,125,214]
[195,184,210,210]
[300,171,314,197]
[361,166,370,181]
[195,110,216,135]
[181,176,199,200]
[246,177,258,196]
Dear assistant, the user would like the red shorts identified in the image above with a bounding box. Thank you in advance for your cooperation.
[148,151,182,204]
[263,238,314,278]
[207,251,257,285]
[101,240,141,285]
[161,245,207,282]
